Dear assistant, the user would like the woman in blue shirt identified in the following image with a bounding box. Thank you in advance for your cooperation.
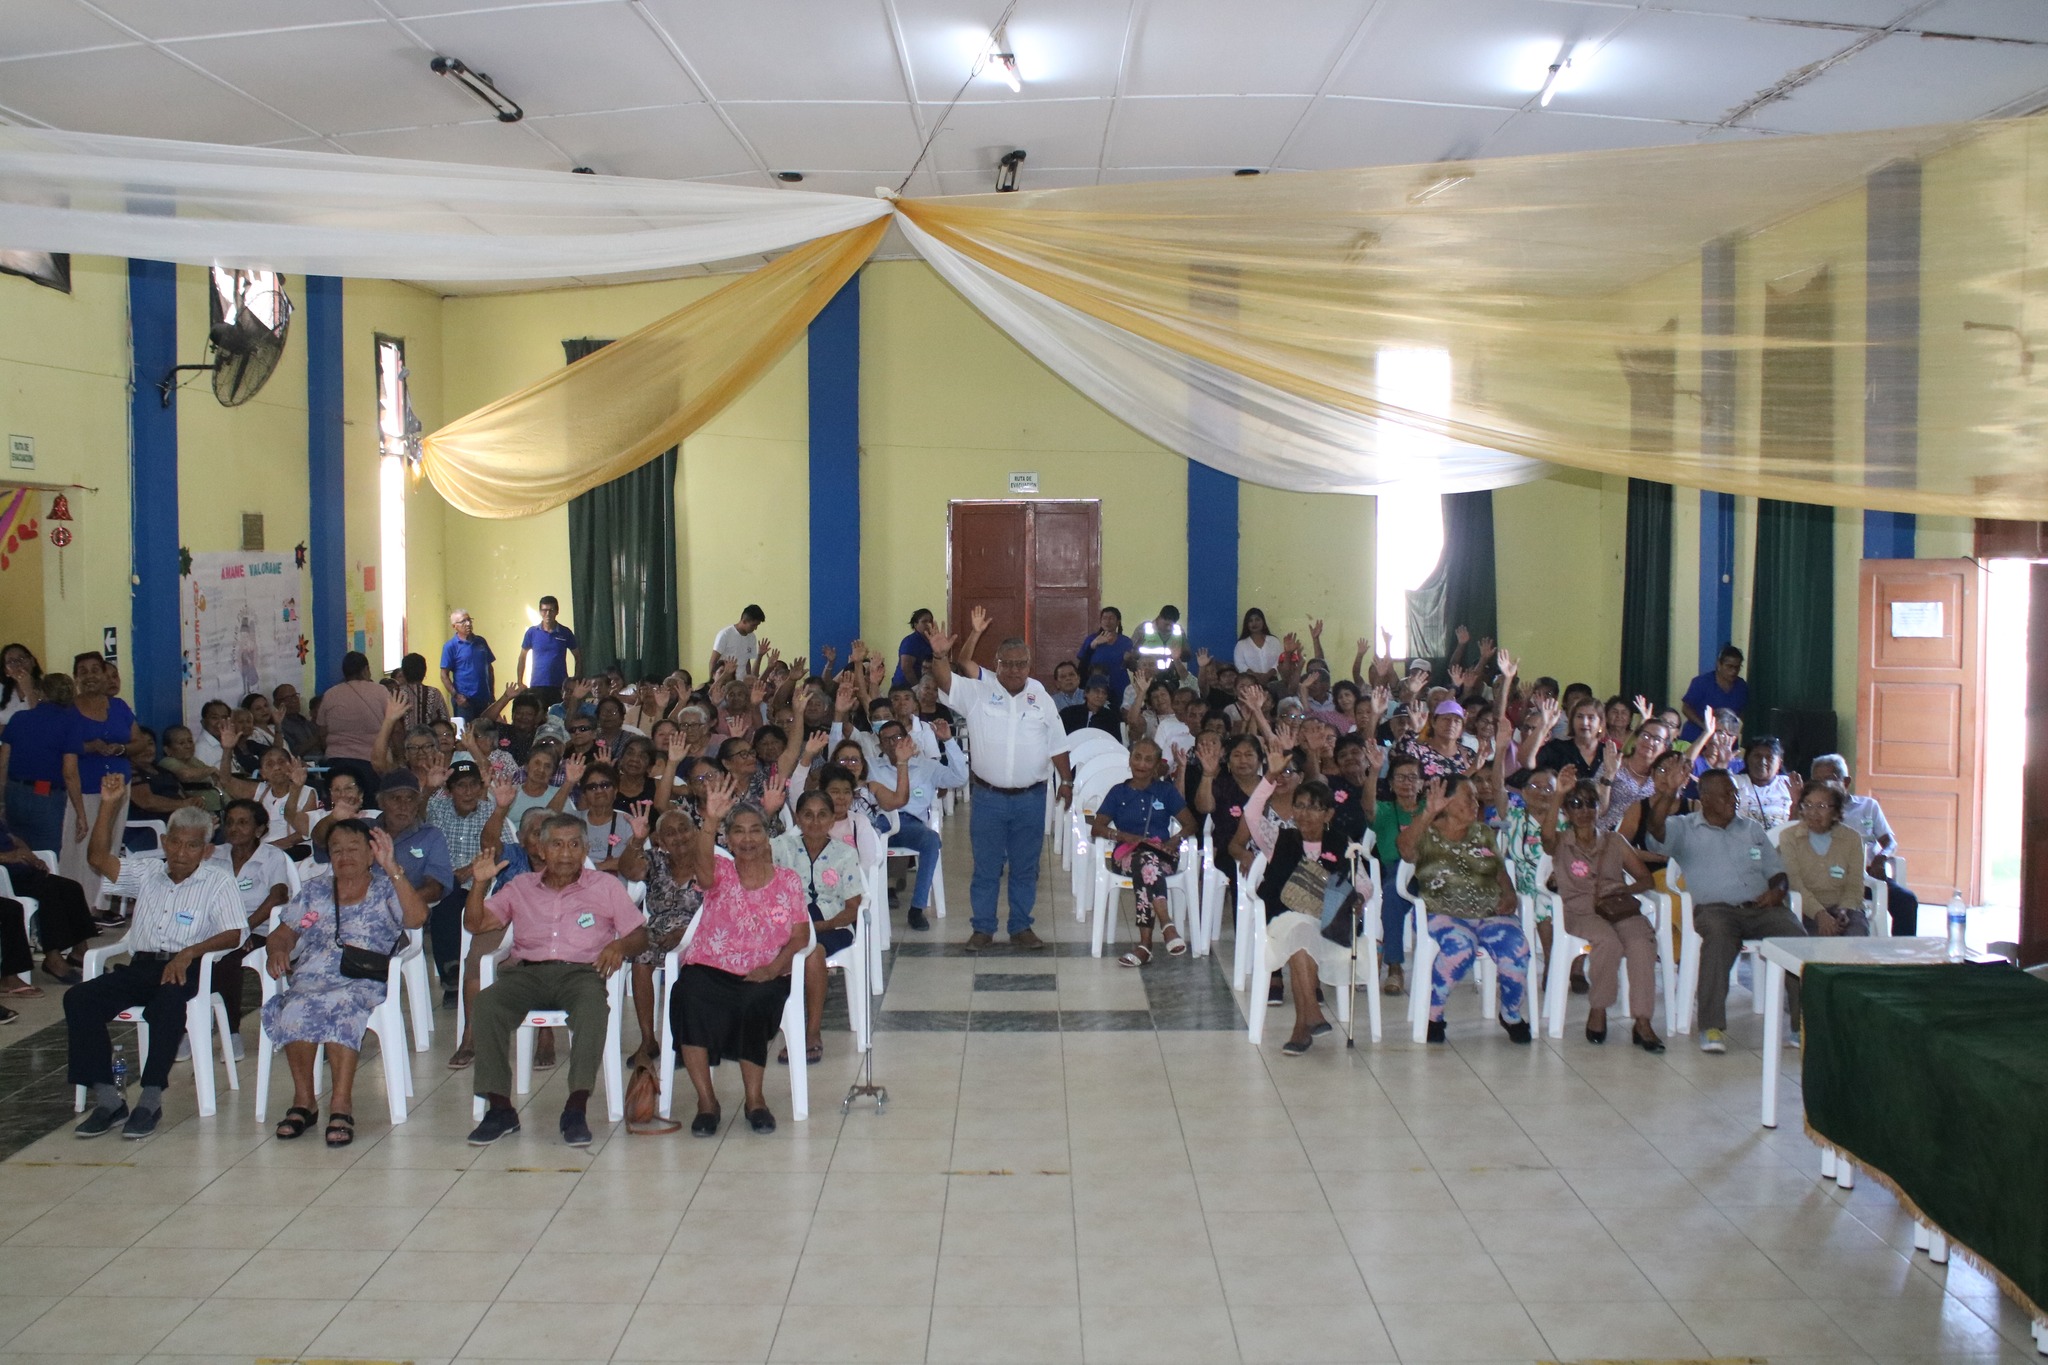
[894,609,936,688]
[1088,737,1195,967]
[0,671,75,853]
[60,656,140,901]
[1679,644,1748,744]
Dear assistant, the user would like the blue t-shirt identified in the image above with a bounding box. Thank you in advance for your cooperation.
[67,700,136,786]
[521,623,578,689]
[2,703,73,785]
[1097,778,1186,845]
[893,631,933,688]
[440,634,495,698]
[1075,632,1135,702]
[384,820,453,895]
[1679,671,1749,742]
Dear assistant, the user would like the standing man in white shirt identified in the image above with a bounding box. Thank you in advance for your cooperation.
[931,609,1074,952]
[708,604,767,681]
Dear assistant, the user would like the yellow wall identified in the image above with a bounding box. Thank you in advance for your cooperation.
[1493,470,1626,691]
[1238,482,1374,652]
[0,258,133,670]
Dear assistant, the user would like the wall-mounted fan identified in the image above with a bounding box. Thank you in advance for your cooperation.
[158,268,294,407]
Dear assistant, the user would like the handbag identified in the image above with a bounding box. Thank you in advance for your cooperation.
[333,879,407,981]
[1279,857,1329,918]
[625,1061,681,1134]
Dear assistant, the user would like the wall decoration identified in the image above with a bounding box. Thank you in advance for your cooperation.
[180,549,308,726]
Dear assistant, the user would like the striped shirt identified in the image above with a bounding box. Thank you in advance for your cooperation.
[112,857,247,953]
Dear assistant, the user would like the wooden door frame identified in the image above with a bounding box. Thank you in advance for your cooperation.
[946,498,1102,680]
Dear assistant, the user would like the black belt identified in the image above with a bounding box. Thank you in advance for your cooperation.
[972,776,1046,797]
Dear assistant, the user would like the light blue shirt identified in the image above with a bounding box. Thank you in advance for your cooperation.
[868,742,969,826]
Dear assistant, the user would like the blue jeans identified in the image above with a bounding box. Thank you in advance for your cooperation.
[5,782,65,857]
[968,783,1045,935]
[889,814,944,910]
[1378,859,1409,967]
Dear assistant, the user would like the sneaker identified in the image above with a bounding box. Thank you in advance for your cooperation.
[1266,974,1284,1007]
[175,1036,192,1062]
[1700,1028,1729,1054]
[441,988,458,1011]
[1787,1029,1802,1050]
[0,1004,16,1025]
[560,1109,593,1148]
[906,907,930,932]
[1280,1036,1311,1056]
[74,1102,128,1138]
[230,1036,246,1062]
[120,1106,162,1141]
[1010,929,1045,951]
[964,932,994,953]
[467,1106,522,1145]
[1382,965,1406,998]
[1426,1019,1448,1044]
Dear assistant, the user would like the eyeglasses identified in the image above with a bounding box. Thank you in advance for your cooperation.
[582,781,614,793]
[1564,796,1596,810]
[569,726,595,735]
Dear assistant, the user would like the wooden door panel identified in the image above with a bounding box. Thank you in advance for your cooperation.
[949,499,1099,683]
[1857,559,1983,904]
[1029,502,1100,680]
[950,503,1025,675]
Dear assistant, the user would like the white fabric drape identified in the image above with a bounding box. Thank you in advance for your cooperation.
[897,218,1544,494]
[0,127,889,285]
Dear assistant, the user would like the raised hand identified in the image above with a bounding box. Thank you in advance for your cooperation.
[932,717,953,745]
[1495,649,1517,684]
[1307,617,1325,640]
[423,756,449,792]
[99,772,129,804]
[1282,632,1301,655]
[821,644,838,667]
[1274,719,1299,754]
[748,676,768,708]
[890,732,916,765]
[761,769,788,816]
[802,731,829,762]
[561,753,587,788]
[1600,739,1620,774]
[1454,624,1471,647]
[1194,731,1223,774]
[700,771,737,826]
[626,800,652,843]
[384,693,409,724]
[927,623,958,656]
[469,849,508,885]
[1369,685,1392,716]
[286,755,309,789]
[331,789,363,822]
[969,605,992,634]
[490,772,517,808]
[789,655,807,679]
[1478,636,1496,661]
[849,640,869,665]
[369,827,402,875]
[1422,777,1449,816]
[1379,625,1394,652]
[1634,694,1652,722]
[720,714,748,740]
[1195,647,1212,669]
[665,731,687,764]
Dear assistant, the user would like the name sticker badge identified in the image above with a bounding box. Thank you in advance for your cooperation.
[577,912,596,929]
[1749,846,1763,861]
[238,877,254,892]
[410,847,424,858]
[1829,865,1845,879]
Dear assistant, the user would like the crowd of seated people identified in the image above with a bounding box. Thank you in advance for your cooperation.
[0,585,1924,1139]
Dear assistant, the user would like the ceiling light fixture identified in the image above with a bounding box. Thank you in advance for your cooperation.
[430,56,523,123]
[996,149,1026,193]
[977,22,1022,93]
[1538,47,1572,107]
[1234,168,1262,177]
[1408,168,1471,203]
[776,171,805,182]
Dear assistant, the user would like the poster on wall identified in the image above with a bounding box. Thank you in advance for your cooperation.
[181,550,309,728]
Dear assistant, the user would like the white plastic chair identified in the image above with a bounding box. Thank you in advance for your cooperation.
[656,916,818,1123]
[884,815,947,924]
[1538,851,1678,1037]
[72,937,239,1117]
[1668,858,1766,1034]
[1246,840,1382,1046]
[471,922,627,1123]
[1088,835,1199,959]
[1231,853,1265,991]
[0,865,42,962]
[1401,859,1540,1042]
[252,930,413,1126]
[1067,757,1130,920]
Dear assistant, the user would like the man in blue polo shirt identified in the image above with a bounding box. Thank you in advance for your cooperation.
[517,595,579,709]
[440,609,496,722]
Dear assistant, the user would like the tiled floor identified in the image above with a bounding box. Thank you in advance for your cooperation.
[0,811,2041,1363]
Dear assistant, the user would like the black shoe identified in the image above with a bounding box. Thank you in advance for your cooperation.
[1632,1026,1667,1054]
[907,906,930,932]
[120,1105,162,1140]
[1281,1036,1312,1056]
[1501,1018,1534,1045]
[467,1105,521,1145]
[690,1107,721,1137]
[1586,1022,1607,1045]
[747,1106,777,1135]
[0,1005,16,1025]
[560,1109,593,1147]
[1309,1019,1333,1038]
[75,1102,128,1138]
[1267,973,1284,1007]
[1426,1020,1447,1044]
[441,988,458,1011]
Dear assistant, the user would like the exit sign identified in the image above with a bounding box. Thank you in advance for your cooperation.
[7,435,31,469]
[1008,471,1039,493]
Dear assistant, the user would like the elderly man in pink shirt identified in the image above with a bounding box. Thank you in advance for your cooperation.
[462,812,646,1147]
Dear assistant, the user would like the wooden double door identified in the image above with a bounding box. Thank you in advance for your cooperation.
[948,500,1100,682]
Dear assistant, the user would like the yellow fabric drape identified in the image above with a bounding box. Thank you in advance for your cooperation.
[897,119,2048,518]
[421,218,888,519]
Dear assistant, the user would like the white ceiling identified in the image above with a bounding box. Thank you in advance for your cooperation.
[2,0,2045,224]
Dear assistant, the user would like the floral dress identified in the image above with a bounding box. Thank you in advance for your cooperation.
[1394,734,1474,780]
[630,844,702,967]
[259,870,408,1048]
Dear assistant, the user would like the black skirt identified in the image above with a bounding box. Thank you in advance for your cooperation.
[673,962,792,1068]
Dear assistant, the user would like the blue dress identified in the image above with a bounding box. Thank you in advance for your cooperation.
[260,870,409,1048]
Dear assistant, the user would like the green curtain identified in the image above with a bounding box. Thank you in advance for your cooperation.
[1405,491,1496,670]
[1618,331,1675,705]
[1748,272,1835,764]
[563,337,680,680]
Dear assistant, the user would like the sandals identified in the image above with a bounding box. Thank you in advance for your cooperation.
[0,981,43,998]
[1118,945,1152,968]
[776,1043,826,1066]
[324,1112,354,1148]
[446,1045,475,1070]
[275,1106,317,1140]
[1161,925,1188,957]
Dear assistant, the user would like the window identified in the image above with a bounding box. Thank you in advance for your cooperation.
[1373,346,1452,660]
[374,336,418,672]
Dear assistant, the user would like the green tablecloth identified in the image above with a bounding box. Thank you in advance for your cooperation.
[1802,962,2048,1318]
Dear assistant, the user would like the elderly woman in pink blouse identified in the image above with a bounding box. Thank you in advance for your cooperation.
[671,772,812,1137]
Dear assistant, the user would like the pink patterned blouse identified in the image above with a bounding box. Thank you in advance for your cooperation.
[681,857,809,977]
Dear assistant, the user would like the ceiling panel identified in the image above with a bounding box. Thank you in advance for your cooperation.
[921,98,1110,178]
[333,120,567,168]
[1476,108,1709,159]
[1763,30,2048,130]
[1122,0,1369,97]
[893,0,1133,102]
[402,6,701,117]
[1553,9,1853,124]
[0,44,306,141]
[1923,0,2048,41]
[722,101,924,172]
[1651,0,1923,19]
[169,24,482,134]
[379,0,618,14]
[84,0,383,40]
[1329,0,1629,108]
[0,0,137,59]
[528,103,757,179]
[1281,99,1515,171]
[639,0,907,102]
[1106,95,1310,168]
[1099,165,1252,183]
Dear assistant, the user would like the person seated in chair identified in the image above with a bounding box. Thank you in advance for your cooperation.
[1060,676,1122,739]
[260,819,429,1147]
[1809,754,1918,935]
[67,781,244,1140]
[1397,774,1531,1045]
[1241,771,1359,1056]
[1646,767,1795,1054]
[771,790,863,1067]
[869,722,966,932]
[1779,781,1869,945]
[0,813,97,999]
[463,815,646,1147]
[1543,779,1664,1051]
[1088,737,1195,968]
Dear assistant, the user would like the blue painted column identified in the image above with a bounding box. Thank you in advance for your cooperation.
[1864,160,1920,560]
[1698,237,1737,673]
[1186,463,1239,660]
[128,260,181,732]
[305,276,346,691]
[807,276,860,661]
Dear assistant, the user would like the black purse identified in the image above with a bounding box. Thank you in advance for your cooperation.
[333,878,407,981]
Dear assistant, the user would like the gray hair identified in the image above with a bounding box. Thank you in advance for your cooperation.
[996,636,1029,657]
[516,807,550,839]
[165,806,215,839]
[449,608,471,624]
[1810,753,1848,780]
[540,814,588,845]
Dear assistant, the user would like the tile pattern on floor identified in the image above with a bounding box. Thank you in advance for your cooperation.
[0,808,2039,1363]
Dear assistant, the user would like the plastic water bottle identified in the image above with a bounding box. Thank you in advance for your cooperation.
[1946,893,1969,961]
[110,1043,127,1092]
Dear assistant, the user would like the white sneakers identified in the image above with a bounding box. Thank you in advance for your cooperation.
[1700,1028,1729,1054]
